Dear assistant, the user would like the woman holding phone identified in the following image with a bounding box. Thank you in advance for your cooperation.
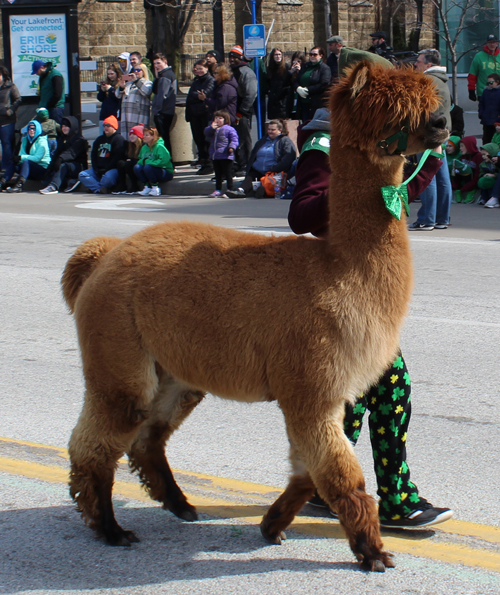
[97,64,121,135]
[284,51,306,119]
[115,65,153,137]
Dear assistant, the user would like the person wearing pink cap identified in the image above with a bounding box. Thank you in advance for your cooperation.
[78,115,126,194]
[113,125,145,195]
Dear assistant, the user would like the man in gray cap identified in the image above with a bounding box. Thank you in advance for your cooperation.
[326,35,343,81]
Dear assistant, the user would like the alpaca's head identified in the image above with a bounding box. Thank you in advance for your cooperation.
[329,61,449,162]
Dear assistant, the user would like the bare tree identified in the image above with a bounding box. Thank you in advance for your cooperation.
[419,0,496,101]
[146,0,202,75]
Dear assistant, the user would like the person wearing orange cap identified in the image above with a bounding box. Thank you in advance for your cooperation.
[78,115,126,194]
[229,44,257,174]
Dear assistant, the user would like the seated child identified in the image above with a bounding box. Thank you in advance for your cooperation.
[445,136,461,178]
[451,136,482,203]
[34,107,61,156]
[477,143,499,205]
[492,122,500,146]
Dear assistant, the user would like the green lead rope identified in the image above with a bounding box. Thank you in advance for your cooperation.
[381,149,441,220]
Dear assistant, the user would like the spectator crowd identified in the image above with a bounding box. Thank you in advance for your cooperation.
[0,32,499,210]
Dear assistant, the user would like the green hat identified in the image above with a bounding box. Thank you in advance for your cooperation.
[480,142,500,156]
[338,47,394,77]
[35,107,49,122]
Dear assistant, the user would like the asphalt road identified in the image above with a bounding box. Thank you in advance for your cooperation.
[1,177,499,594]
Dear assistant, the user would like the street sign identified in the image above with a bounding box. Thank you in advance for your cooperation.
[243,24,266,57]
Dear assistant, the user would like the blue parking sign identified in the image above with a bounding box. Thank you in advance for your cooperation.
[243,24,266,57]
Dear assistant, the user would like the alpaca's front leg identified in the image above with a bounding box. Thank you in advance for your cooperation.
[266,400,394,572]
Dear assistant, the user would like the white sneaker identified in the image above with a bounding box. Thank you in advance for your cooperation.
[138,187,151,196]
[149,186,161,196]
[484,196,499,208]
[39,184,58,195]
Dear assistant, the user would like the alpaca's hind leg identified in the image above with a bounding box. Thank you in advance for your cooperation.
[128,369,204,520]
[262,402,394,572]
[260,442,315,545]
[69,393,150,546]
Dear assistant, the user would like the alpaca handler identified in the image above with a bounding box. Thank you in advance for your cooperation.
[289,107,454,528]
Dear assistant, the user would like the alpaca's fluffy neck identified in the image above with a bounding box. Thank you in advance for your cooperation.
[327,147,408,253]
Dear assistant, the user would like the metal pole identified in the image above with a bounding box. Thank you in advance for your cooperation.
[212,0,224,59]
[250,0,262,139]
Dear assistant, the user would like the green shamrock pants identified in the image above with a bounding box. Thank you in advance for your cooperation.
[343,351,422,522]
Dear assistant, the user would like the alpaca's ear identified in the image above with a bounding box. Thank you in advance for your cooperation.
[350,61,371,99]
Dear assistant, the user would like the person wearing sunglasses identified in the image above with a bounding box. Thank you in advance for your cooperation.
[294,47,331,122]
[478,73,500,144]
[3,120,50,193]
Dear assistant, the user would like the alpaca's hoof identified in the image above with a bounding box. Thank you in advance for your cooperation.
[260,522,287,545]
[104,528,140,546]
[163,501,198,522]
[361,552,395,572]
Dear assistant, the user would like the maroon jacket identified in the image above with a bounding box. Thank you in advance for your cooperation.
[454,135,482,193]
[288,125,443,236]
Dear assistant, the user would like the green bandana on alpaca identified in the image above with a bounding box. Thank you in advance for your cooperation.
[381,149,441,220]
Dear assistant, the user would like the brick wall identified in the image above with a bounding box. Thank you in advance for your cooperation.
[78,0,148,59]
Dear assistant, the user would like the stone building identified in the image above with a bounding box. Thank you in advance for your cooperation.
[76,0,435,65]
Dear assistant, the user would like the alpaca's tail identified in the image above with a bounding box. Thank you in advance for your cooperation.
[61,236,122,312]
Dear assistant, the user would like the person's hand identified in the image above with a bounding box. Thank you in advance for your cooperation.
[469,89,477,102]
[197,90,206,101]
[101,83,111,92]
[6,108,13,117]
[296,86,309,99]
[291,61,301,73]
[211,120,218,128]
[118,76,126,89]
[228,147,234,154]
[485,173,495,177]
[492,156,498,164]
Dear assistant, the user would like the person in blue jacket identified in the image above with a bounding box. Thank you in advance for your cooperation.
[4,120,50,193]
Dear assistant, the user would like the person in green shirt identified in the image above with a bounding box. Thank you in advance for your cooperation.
[467,34,500,100]
[134,126,174,197]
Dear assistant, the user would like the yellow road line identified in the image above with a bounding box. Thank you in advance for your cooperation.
[1,452,499,574]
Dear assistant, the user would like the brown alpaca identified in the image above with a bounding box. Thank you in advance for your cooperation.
[61,62,447,571]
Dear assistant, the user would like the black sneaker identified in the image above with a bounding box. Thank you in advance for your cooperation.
[64,180,80,193]
[380,499,453,529]
[307,492,338,519]
[408,221,434,231]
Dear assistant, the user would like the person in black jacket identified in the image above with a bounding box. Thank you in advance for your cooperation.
[97,64,121,135]
[151,53,177,156]
[226,119,296,198]
[326,35,343,83]
[78,115,125,194]
[185,59,215,173]
[0,66,21,176]
[39,116,88,194]
[266,48,289,119]
[295,47,331,121]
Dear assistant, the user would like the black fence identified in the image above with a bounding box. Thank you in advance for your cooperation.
[79,54,212,88]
